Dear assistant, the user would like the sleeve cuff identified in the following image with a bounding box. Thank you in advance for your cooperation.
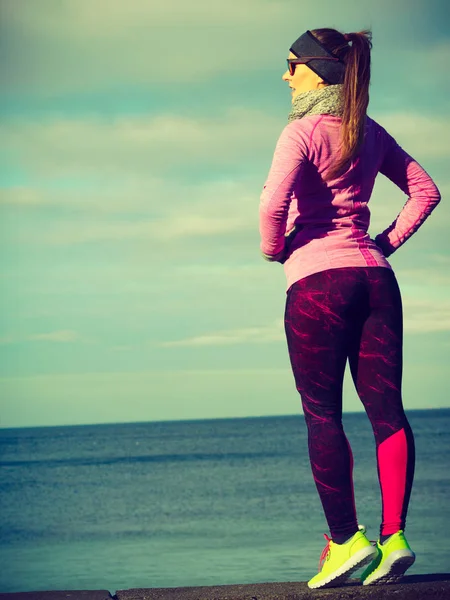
[261,250,286,263]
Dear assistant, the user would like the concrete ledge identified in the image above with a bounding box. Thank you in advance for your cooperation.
[0,592,112,600]
[115,574,450,600]
[1,575,449,600]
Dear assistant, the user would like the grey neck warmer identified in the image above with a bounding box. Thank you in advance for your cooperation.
[288,83,344,123]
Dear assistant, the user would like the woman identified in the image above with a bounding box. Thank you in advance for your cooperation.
[259,28,441,590]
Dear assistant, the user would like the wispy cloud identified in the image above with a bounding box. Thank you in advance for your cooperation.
[1,109,283,182]
[28,330,81,342]
[429,253,450,265]
[1,330,86,344]
[398,264,450,286]
[2,106,447,250]
[2,108,448,192]
[13,214,251,246]
[403,299,450,334]
[3,177,257,246]
[162,320,285,347]
[372,112,450,159]
[162,298,450,348]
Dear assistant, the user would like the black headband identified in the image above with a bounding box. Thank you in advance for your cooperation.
[289,30,346,85]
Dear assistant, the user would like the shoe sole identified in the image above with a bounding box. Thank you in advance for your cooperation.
[362,550,415,586]
[308,545,378,589]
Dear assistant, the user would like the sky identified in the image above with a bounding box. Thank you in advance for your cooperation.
[0,0,449,428]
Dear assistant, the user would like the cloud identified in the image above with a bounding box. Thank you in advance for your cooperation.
[0,330,85,344]
[161,295,450,348]
[162,319,284,347]
[403,298,450,334]
[28,329,81,342]
[15,215,251,246]
[2,107,448,192]
[398,263,450,286]
[1,106,447,251]
[2,176,258,246]
[429,253,450,265]
[1,108,284,183]
[1,0,445,96]
[371,112,450,159]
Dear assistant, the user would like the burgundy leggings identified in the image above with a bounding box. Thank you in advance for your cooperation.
[284,267,415,540]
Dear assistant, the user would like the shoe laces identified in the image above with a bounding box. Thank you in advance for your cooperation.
[318,533,332,571]
[318,525,377,571]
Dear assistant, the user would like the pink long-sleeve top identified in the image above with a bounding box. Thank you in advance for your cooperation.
[259,114,441,291]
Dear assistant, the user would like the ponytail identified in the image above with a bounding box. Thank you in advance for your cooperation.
[310,28,373,182]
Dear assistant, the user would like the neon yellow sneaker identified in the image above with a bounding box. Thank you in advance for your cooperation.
[307,526,378,589]
[361,530,415,586]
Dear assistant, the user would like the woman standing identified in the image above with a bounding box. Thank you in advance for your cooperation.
[259,28,441,589]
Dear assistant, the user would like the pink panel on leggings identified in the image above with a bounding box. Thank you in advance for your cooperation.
[378,427,407,535]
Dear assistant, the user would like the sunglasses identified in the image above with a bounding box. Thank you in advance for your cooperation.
[287,56,339,76]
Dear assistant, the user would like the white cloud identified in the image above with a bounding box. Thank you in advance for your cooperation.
[161,296,450,348]
[2,176,258,245]
[0,330,87,344]
[1,107,447,251]
[2,108,448,191]
[429,253,450,265]
[398,264,450,286]
[16,214,251,246]
[28,329,81,342]
[0,108,283,181]
[162,319,284,347]
[403,299,450,334]
[371,112,450,159]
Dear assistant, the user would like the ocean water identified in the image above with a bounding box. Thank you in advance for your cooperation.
[0,409,449,594]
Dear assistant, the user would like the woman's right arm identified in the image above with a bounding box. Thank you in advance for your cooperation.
[259,121,308,260]
[374,129,441,257]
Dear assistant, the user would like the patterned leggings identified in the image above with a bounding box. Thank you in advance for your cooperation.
[284,267,415,540]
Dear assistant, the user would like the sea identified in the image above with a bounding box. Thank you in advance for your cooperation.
[0,409,449,594]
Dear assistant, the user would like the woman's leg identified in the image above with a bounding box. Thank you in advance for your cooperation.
[347,267,415,540]
[284,267,368,542]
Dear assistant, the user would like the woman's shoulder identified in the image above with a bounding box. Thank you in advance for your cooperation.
[280,114,395,151]
[365,115,393,139]
[281,115,328,141]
